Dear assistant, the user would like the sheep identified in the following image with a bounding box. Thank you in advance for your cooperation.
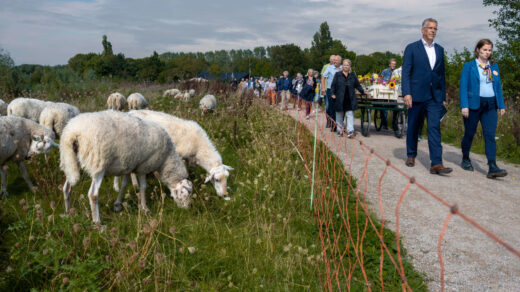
[0,116,58,196]
[38,103,80,137]
[60,110,193,224]
[182,91,191,101]
[128,110,232,197]
[188,89,196,97]
[199,94,217,114]
[106,92,127,111]
[163,89,180,98]
[0,99,7,116]
[7,97,49,122]
[127,93,149,110]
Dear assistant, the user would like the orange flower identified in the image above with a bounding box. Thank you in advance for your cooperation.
[388,81,396,89]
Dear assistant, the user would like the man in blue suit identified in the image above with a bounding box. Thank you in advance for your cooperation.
[402,18,452,174]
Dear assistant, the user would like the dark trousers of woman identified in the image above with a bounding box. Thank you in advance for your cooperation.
[461,97,497,161]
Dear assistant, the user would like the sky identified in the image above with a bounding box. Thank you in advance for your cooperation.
[0,0,499,65]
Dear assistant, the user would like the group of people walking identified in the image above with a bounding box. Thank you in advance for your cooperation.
[236,17,508,179]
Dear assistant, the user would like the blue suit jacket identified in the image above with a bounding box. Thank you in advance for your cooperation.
[459,60,505,110]
[401,40,446,103]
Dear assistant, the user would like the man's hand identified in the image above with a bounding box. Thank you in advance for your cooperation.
[331,95,336,99]
[322,89,326,95]
[404,94,412,108]
[461,108,469,118]
[443,101,447,107]
[499,109,506,116]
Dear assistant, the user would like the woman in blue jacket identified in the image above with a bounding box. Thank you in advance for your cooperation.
[459,39,507,178]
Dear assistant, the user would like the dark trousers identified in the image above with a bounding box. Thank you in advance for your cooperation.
[325,89,336,127]
[461,97,497,162]
[406,99,443,166]
[377,110,400,130]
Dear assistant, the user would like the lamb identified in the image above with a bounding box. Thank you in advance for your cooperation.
[106,92,127,111]
[60,110,193,224]
[181,91,191,101]
[163,89,180,98]
[0,116,58,196]
[188,89,196,97]
[0,99,7,115]
[38,103,80,137]
[7,97,49,122]
[127,93,149,110]
[199,94,217,114]
[128,110,232,197]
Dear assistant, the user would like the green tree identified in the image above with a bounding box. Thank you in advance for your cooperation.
[270,44,307,76]
[102,35,113,56]
[309,22,334,69]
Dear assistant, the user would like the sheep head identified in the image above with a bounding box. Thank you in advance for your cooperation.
[171,179,193,209]
[27,135,58,158]
[205,165,233,197]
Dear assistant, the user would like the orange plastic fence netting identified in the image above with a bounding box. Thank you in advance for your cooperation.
[278,96,519,291]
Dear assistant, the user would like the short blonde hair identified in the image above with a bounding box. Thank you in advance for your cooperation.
[343,59,352,72]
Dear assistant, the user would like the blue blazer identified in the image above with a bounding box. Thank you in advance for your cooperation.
[459,60,505,110]
[401,40,446,103]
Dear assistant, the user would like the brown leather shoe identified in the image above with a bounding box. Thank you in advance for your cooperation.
[430,164,453,174]
[405,157,415,167]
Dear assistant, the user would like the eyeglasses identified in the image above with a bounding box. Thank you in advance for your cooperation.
[424,27,438,31]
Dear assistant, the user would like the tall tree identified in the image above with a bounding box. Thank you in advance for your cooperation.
[310,22,334,69]
[102,35,113,56]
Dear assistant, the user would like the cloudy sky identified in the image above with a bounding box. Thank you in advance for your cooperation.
[0,0,498,65]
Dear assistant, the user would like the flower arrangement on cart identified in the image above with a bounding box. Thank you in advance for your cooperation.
[358,72,401,100]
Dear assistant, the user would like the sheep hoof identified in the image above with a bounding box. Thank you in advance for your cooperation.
[114,202,123,212]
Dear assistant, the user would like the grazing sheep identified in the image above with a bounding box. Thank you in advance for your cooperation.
[127,93,149,110]
[199,94,217,114]
[0,116,58,196]
[128,110,232,197]
[182,91,191,101]
[163,89,181,98]
[0,99,7,116]
[60,110,193,224]
[39,103,80,137]
[106,92,127,111]
[7,97,49,122]
[188,89,196,97]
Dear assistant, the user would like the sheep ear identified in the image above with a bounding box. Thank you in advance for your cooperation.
[223,165,234,171]
[204,174,213,183]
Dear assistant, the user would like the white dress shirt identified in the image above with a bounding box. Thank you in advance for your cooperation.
[421,38,436,70]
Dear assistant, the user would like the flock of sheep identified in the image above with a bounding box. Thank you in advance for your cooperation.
[0,88,228,226]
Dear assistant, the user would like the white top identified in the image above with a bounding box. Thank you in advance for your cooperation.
[421,38,436,70]
[267,81,276,90]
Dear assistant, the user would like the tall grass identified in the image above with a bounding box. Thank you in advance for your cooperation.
[0,83,426,290]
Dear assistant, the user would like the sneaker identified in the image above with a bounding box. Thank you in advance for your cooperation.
[347,131,355,138]
[418,135,423,141]
[461,158,474,171]
[306,115,310,119]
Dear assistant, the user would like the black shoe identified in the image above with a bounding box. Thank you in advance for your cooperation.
[461,158,474,171]
[382,125,388,130]
[487,161,507,179]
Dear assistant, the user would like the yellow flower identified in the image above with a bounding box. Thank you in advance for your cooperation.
[388,81,396,89]
[373,73,378,79]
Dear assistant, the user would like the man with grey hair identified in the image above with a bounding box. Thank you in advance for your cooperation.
[279,71,292,110]
[322,55,342,129]
[402,18,451,174]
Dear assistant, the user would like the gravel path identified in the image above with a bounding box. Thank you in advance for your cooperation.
[286,107,520,291]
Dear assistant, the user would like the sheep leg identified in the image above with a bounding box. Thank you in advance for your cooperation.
[137,174,150,214]
[113,176,120,192]
[0,166,7,197]
[62,180,72,212]
[130,173,138,190]
[18,162,36,193]
[114,175,129,212]
[88,170,105,224]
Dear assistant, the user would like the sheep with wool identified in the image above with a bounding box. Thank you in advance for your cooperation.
[106,92,127,111]
[127,93,149,110]
[163,89,181,98]
[0,116,58,196]
[188,89,196,97]
[60,110,192,224]
[7,97,49,122]
[0,99,8,115]
[38,103,80,137]
[199,94,217,114]
[128,110,232,197]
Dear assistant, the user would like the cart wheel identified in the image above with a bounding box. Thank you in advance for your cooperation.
[395,111,405,138]
[374,110,383,131]
[361,108,370,137]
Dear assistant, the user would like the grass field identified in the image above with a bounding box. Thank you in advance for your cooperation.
[0,83,427,291]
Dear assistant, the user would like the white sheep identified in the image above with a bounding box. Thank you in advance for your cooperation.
[60,110,193,224]
[163,89,180,98]
[188,89,196,97]
[181,91,191,101]
[7,97,49,122]
[0,99,7,116]
[128,110,232,197]
[199,94,217,114]
[38,103,80,137]
[127,93,149,110]
[106,92,127,111]
[0,116,58,196]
